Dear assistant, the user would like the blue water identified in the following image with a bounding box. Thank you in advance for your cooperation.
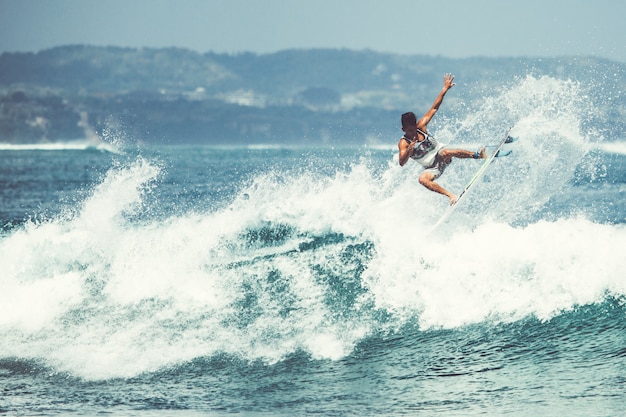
[1,76,626,416]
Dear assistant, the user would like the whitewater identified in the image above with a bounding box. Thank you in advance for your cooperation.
[1,75,625,416]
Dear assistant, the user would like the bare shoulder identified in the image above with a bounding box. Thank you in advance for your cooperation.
[417,115,432,129]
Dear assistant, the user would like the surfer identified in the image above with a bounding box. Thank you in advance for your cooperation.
[398,73,485,205]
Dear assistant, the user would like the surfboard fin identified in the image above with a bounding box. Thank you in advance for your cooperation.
[495,149,512,157]
[505,136,517,144]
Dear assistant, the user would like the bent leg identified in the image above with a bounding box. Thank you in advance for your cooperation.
[419,171,457,205]
[439,147,485,162]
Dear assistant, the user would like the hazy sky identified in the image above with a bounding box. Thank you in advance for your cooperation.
[1,0,624,62]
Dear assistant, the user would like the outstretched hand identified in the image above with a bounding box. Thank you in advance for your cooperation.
[444,73,455,90]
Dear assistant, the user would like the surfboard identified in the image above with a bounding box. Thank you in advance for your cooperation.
[428,126,515,234]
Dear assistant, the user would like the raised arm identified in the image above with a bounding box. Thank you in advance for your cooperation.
[417,73,455,129]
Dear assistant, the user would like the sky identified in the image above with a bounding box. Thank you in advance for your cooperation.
[1,0,625,62]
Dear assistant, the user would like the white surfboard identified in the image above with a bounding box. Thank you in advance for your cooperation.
[428,126,515,234]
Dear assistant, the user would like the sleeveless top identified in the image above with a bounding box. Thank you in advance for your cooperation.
[402,129,445,168]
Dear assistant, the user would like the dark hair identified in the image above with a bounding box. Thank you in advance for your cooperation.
[401,112,417,128]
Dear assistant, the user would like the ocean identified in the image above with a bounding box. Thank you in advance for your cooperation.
[1,75,625,416]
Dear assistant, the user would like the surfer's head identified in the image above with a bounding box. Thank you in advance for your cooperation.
[401,112,417,130]
[401,112,418,138]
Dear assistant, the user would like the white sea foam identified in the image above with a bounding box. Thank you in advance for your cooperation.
[0,140,120,153]
[0,75,623,380]
[597,141,626,155]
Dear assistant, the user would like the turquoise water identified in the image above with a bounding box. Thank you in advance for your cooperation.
[1,75,625,416]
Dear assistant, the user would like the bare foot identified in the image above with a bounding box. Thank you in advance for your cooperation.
[449,195,458,205]
[478,146,486,159]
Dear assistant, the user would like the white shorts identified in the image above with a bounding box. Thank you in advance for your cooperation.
[423,152,450,180]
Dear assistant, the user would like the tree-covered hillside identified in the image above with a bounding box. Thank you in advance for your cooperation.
[0,46,623,144]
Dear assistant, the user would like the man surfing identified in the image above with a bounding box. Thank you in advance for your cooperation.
[398,73,485,205]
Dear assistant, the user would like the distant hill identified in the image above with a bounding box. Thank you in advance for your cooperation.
[0,46,623,144]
